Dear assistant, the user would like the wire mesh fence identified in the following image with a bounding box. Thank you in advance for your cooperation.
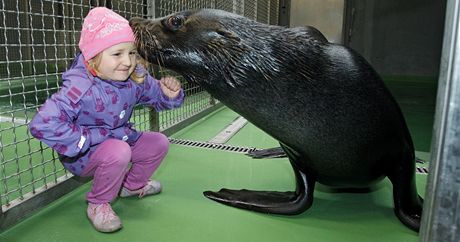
[0,0,150,214]
[0,0,279,228]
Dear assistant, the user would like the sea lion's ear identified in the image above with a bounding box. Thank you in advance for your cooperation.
[216,29,240,42]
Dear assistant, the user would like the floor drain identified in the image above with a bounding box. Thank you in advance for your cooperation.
[169,138,257,154]
[169,138,429,175]
[416,167,428,174]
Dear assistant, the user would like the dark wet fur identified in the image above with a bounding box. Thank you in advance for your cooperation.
[130,9,423,232]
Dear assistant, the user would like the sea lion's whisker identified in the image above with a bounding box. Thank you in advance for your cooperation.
[157,51,166,74]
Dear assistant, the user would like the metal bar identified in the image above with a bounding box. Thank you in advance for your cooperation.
[420,0,460,240]
[278,0,289,26]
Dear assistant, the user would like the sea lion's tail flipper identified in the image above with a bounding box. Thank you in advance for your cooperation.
[246,147,287,159]
[387,149,423,232]
[204,147,315,215]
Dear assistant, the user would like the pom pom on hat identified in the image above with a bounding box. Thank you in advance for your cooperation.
[79,7,135,60]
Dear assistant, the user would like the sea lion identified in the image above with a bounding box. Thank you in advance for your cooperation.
[129,9,423,231]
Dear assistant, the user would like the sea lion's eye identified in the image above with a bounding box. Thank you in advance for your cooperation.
[167,16,184,31]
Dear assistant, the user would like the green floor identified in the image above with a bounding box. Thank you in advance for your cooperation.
[0,79,436,242]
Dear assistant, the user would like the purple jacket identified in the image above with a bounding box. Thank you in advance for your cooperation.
[29,54,184,175]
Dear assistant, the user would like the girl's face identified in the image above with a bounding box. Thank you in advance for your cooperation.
[97,42,138,81]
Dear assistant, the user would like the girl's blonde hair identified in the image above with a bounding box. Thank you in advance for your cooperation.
[87,53,149,84]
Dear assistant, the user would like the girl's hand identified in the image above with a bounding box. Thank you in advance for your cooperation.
[159,76,181,99]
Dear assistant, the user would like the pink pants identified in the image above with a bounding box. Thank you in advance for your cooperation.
[81,132,169,204]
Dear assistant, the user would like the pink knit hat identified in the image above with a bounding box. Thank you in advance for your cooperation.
[79,7,135,60]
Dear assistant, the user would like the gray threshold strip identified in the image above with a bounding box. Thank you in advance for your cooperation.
[168,115,251,153]
[209,116,248,144]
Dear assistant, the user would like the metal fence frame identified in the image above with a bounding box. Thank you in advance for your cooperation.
[0,0,280,231]
[420,0,460,241]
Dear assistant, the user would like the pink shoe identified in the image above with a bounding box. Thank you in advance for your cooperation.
[119,180,162,198]
[87,203,122,233]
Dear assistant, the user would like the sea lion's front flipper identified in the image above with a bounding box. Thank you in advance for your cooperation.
[246,147,287,159]
[204,145,315,215]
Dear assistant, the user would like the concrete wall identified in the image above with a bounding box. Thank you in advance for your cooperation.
[346,0,446,78]
[290,0,344,43]
[289,0,446,79]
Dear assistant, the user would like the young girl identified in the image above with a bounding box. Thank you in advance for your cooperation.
[28,7,184,233]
